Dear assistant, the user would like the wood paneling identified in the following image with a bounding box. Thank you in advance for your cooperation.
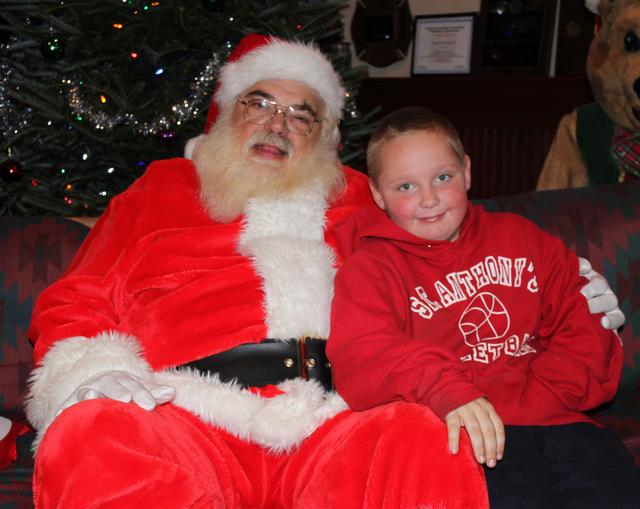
[357,76,593,198]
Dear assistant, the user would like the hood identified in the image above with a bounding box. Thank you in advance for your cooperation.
[334,202,479,260]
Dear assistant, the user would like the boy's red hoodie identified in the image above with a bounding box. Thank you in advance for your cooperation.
[328,203,622,425]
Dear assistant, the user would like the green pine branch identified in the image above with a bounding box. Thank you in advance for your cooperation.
[0,0,377,216]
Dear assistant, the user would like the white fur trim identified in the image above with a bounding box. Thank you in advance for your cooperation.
[184,133,205,159]
[215,39,345,120]
[154,370,347,452]
[585,0,599,14]
[0,417,11,441]
[26,331,347,453]
[238,187,335,338]
[25,331,152,448]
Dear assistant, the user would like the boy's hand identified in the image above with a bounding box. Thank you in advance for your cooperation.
[445,397,504,468]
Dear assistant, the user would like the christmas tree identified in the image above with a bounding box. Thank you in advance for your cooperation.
[0,0,377,216]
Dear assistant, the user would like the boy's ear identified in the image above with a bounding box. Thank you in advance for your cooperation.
[463,155,472,192]
[368,179,387,210]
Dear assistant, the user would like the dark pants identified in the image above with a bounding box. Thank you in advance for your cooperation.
[483,423,640,509]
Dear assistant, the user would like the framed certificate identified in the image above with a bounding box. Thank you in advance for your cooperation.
[411,14,475,75]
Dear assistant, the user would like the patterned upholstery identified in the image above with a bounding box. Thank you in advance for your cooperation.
[0,181,637,507]
[0,217,89,508]
[478,179,640,467]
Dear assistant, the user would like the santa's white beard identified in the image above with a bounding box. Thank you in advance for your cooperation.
[193,113,343,222]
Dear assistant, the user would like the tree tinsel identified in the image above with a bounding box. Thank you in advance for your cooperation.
[0,0,378,216]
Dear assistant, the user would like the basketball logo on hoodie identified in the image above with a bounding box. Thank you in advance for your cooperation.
[459,292,510,346]
[458,292,536,364]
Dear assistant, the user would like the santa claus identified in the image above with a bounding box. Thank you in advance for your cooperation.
[24,35,621,508]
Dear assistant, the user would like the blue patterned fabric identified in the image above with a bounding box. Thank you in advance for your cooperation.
[0,217,89,508]
[478,180,640,467]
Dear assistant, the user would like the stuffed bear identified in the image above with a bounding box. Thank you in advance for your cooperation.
[537,0,640,190]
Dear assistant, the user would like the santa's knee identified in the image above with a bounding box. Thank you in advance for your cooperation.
[38,398,162,459]
[34,400,218,509]
[290,404,488,508]
[361,403,472,463]
[361,404,486,506]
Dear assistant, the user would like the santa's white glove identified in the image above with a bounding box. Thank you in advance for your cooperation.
[579,257,625,330]
[56,370,176,416]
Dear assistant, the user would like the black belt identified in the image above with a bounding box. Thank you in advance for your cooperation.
[182,338,333,391]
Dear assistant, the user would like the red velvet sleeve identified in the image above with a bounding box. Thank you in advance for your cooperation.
[28,159,202,364]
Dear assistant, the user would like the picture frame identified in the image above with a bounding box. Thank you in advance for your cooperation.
[350,0,414,68]
[471,0,558,75]
[411,13,475,75]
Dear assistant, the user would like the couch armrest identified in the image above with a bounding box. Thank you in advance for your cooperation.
[476,180,640,466]
[0,217,89,420]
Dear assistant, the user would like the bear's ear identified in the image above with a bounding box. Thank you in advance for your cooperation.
[596,0,617,20]
[588,0,616,39]
[584,0,602,38]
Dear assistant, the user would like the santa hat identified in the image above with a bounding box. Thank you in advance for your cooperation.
[204,34,345,133]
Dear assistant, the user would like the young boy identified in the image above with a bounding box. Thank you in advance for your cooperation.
[327,107,640,508]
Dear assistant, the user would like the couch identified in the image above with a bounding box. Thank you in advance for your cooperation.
[0,180,638,507]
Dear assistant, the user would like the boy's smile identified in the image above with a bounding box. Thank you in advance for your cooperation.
[369,130,471,242]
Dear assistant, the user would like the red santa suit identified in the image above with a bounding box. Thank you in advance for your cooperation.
[25,161,489,508]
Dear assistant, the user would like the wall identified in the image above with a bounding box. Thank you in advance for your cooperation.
[343,0,481,77]
[357,75,592,198]
[346,1,594,197]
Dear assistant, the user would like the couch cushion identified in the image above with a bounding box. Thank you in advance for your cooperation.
[0,217,89,420]
[0,430,36,507]
[477,180,640,466]
[0,217,89,503]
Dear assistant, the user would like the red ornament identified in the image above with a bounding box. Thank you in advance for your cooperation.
[0,159,23,183]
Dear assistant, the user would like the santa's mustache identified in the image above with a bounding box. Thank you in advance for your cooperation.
[247,131,293,156]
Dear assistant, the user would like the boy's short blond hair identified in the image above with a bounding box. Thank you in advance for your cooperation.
[367,107,466,185]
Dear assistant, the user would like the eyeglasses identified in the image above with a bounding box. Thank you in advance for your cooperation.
[238,97,320,135]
